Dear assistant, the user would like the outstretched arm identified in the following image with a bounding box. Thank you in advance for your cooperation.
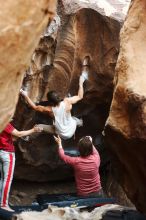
[54,135,77,165]
[12,125,42,138]
[66,79,84,105]
[20,90,50,113]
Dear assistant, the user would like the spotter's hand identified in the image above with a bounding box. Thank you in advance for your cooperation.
[54,135,62,146]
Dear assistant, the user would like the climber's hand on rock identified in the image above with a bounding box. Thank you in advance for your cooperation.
[20,89,27,97]
[79,72,88,85]
[79,75,85,85]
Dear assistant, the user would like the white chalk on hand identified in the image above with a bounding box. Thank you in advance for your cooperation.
[80,71,88,84]
[20,89,28,96]
[81,71,88,80]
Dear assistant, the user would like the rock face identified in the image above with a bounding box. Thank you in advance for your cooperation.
[62,0,131,22]
[3,0,146,214]
[1,0,146,215]
[14,7,120,182]
[105,0,146,214]
[16,204,146,220]
[0,0,57,131]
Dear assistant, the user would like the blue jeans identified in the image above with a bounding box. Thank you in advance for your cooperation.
[0,150,15,207]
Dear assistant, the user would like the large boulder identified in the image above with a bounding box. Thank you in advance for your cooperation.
[105,0,146,214]
[14,7,120,181]
[0,0,57,131]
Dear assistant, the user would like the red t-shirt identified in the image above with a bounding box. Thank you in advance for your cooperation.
[0,123,15,152]
[58,146,101,196]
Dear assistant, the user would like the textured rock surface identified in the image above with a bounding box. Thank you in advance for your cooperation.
[14,7,120,182]
[1,0,146,214]
[14,204,120,220]
[62,0,131,22]
[15,204,146,220]
[105,0,146,214]
[0,0,57,131]
[3,0,146,214]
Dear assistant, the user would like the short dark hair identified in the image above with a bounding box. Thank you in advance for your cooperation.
[46,91,61,107]
[78,136,93,157]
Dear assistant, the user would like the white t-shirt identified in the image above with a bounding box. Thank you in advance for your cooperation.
[52,101,77,140]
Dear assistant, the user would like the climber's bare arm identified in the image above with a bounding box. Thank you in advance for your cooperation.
[66,81,84,105]
[20,90,52,113]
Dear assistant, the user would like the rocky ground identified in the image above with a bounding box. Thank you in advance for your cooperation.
[10,180,76,206]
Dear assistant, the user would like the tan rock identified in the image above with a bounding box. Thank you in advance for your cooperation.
[0,0,57,131]
[62,0,131,21]
[105,0,146,214]
[14,8,120,183]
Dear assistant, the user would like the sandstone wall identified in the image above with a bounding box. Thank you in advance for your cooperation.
[105,0,146,214]
[0,0,57,131]
[14,8,120,181]
[2,0,146,214]
[62,0,130,21]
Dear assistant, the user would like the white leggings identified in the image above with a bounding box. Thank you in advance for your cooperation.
[0,150,15,207]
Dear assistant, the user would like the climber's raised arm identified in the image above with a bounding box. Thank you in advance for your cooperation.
[66,56,89,105]
[66,78,84,105]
